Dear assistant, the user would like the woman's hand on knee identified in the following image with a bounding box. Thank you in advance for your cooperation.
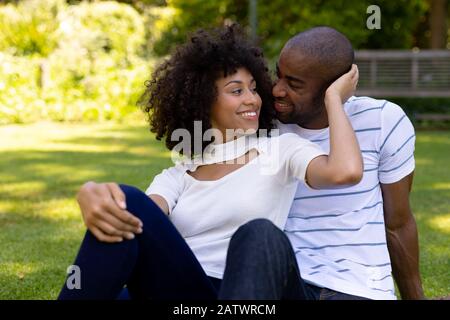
[77,181,143,243]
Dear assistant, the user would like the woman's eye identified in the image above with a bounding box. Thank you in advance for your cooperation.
[232,89,242,94]
[251,87,258,93]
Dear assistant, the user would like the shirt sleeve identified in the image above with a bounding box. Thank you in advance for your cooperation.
[145,164,186,214]
[275,133,327,184]
[378,102,416,184]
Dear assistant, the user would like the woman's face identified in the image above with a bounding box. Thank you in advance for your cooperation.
[210,68,262,141]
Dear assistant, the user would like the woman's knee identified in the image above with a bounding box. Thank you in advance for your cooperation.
[118,184,151,218]
[119,184,146,205]
[119,184,168,224]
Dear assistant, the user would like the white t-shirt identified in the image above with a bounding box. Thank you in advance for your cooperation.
[279,96,416,300]
[145,133,325,278]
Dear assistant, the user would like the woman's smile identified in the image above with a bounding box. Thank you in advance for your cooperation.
[237,110,259,121]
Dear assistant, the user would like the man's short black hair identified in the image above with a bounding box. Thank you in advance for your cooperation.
[285,26,354,83]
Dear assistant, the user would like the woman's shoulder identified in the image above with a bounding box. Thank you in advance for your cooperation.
[270,132,313,147]
[154,162,191,181]
[254,133,315,163]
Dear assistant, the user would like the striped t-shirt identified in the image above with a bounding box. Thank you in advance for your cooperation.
[277,96,416,300]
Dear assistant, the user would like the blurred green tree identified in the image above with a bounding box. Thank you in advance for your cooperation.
[149,0,431,61]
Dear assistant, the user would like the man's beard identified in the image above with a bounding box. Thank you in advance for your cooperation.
[295,93,326,127]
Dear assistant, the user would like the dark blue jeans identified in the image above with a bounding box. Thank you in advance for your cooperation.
[58,184,218,300]
[219,219,368,300]
[58,184,366,300]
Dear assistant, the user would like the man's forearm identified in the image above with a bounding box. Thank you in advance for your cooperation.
[386,214,424,299]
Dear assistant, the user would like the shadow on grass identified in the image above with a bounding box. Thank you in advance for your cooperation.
[0,123,173,299]
[0,122,173,202]
[0,149,170,200]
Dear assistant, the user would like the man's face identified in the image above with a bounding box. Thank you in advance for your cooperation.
[272,48,327,127]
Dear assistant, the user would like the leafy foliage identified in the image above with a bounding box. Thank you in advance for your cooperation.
[0,0,446,125]
[0,0,152,124]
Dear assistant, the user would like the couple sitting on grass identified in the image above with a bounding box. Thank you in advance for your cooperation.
[59,24,424,300]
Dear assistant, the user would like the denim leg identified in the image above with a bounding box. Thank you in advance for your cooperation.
[218,219,315,300]
[58,226,139,300]
[318,288,370,300]
[58,184,217,300]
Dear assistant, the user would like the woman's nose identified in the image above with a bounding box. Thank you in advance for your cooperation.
[244,88,258,105]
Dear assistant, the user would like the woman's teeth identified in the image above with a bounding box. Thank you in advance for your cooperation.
[241,111,257,117]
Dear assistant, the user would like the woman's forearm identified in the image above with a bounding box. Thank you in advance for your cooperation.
[325,94,363,184]
[304,64,362,189]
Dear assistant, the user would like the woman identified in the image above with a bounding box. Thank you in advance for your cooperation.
[59,24,361,300]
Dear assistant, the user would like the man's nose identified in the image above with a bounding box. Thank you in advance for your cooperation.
[272,80,286,98]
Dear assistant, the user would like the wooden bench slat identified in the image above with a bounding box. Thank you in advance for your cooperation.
[415,113,450,121]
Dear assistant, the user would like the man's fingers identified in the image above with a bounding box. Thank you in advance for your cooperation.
[90,226,123,243]
[106,183,127,210]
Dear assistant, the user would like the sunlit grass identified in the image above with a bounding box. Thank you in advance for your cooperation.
[411,131,450,298]
[428,215,450,233]
[0,122,449,299]
[0,121,172,299]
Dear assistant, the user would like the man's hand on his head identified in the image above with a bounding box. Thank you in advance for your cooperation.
[77,181,143,243]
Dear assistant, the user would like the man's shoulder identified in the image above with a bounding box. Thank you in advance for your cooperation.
[346,96,406,117]
[345,96,386,116]
[346,96,410,129]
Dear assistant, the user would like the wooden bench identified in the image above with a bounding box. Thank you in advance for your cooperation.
[413,113,450,129]
[414,113,450,121]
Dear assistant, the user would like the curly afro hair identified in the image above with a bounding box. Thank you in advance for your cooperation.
[138,24,276,157]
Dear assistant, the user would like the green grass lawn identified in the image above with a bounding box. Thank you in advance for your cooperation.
[0,121,449,299]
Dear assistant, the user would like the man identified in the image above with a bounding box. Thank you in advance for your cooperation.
[276,27,423,300]
[75,27,424,300]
